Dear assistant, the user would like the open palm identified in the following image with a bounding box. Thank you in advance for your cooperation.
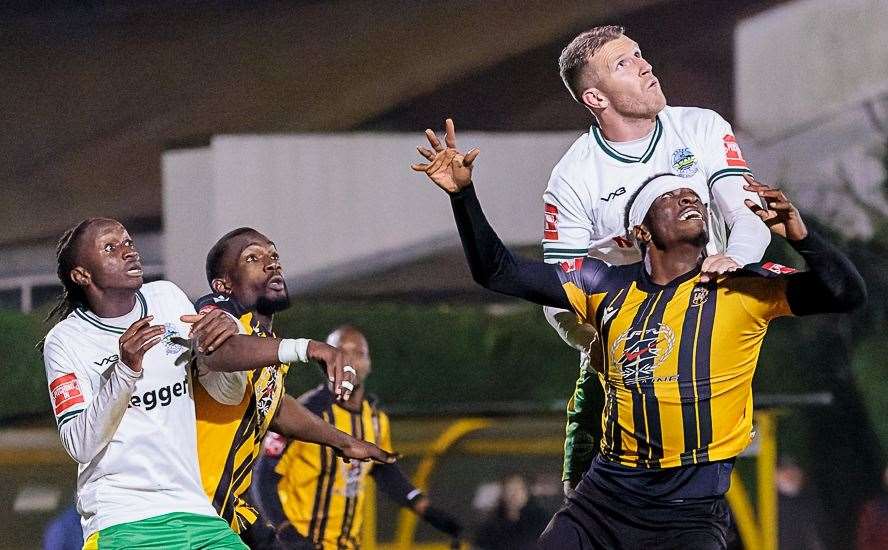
[411,118,479,193]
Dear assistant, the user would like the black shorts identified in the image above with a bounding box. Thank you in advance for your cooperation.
[538,474,731,550]
[240,518,314,550]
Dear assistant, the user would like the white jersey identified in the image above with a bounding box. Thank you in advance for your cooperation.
[542,105,767,267]
[43,281,219,537]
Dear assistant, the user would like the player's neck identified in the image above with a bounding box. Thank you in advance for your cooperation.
[646,245,703,285]
[87,289,138,318]
[597,112,655,142]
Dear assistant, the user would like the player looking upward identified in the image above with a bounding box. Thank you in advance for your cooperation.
[252,326,464,550]
[193,228,397,549]
[543,25,772,491]
[412,121,865,549]
[41,218,355,550]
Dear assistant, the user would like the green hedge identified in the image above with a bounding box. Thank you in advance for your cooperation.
[1,301,580,421]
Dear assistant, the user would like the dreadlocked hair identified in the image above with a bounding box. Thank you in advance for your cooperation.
[44,218,99,327]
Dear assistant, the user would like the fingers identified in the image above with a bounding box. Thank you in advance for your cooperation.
[120,316,154,342]
[417,146,435,161]
[444,118,456,148]
[371,447,400,464]
[179,314,202,324]
[425,128,444,151]
[463,147,480,167]
[196,318,236,353]
[411,162,430,172]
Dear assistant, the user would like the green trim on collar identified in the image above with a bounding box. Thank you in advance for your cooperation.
[592,117,662,164]
[75,291,148,334]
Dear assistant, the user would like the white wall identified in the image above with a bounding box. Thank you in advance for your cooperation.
[162,132,581,297]
[734,0,888,236]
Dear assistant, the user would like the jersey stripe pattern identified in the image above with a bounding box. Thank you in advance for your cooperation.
[274,387,390,550]
[559,260,791,468]
[193,294,290,534]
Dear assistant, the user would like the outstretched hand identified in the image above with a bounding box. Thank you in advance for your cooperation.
[411,118,479,193]
[743,174,808,241]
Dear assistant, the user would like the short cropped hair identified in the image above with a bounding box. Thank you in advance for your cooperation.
[205,227,258,285]
[558,25,625,103]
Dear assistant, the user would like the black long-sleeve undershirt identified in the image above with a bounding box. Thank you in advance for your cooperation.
[449,184,866,316]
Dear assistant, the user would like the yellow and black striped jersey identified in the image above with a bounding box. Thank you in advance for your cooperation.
[258,387,394,550]
[557,258,792,468]
[193,293,290,533]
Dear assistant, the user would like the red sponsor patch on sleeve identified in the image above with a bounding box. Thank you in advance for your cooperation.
[559,258,583,274]
[723,134,748,168]
[50,373,85,416]
[544,203,559,240]
[263,432,287,457]
[761,262,798,275]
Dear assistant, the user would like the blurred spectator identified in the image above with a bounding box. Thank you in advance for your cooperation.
[856,463,888,550]
[776,456,826,550]
[42,504,82,550]
[474,474,549,550]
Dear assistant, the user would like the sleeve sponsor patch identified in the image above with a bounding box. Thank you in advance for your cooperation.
[723,134,748,168]
[559,258,583,274]
[544,203,559,240]
[262,432,287,458]
[761,262,798,275]
[50,373,85,416]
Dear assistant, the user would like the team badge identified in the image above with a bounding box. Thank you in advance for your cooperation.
[672,148,699,177]
[162,323,187,355]
[610,324,675,386]
[691,285,710,307]
[50,373,85,416]
[544,203,559,240]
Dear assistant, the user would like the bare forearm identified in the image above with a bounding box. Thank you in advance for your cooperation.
[201,335,283,372]
[270,394,351,448]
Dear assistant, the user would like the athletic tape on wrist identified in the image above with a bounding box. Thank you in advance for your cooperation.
[278,338,311,364]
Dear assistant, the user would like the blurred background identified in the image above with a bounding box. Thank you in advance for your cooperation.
[2,0,887,548]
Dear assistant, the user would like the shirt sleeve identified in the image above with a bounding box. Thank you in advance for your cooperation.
[554,257,610,324]
[370,412,422,507]
[44,334,142,464]
[541,168,594,263]
[191,289,250,405]
[694,112,770,265]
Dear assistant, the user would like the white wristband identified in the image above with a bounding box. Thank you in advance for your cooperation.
[278,338,311,364]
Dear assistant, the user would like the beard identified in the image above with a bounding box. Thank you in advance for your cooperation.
[609,89,666,120]
[256,293,291,316]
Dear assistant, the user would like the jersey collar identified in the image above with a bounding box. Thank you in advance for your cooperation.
[74,290,148,334]
[592,116,663,164]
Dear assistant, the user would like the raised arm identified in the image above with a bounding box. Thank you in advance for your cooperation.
[411,119,570,309]
[744,176,866,315]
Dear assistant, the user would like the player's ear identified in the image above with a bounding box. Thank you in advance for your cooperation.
[211,278,232,296]
[632,225,651,246]
[69,266,91,287]
[581,87,608,111]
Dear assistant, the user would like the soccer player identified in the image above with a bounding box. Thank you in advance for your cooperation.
[252,326,464,550]
[543,25,772,492]
[41,218,356,549]
[193,228,398,549]
[412,121,865,549]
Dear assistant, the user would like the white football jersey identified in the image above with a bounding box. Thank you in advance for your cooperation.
[43,281,219,537]
[542,106,754,266]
